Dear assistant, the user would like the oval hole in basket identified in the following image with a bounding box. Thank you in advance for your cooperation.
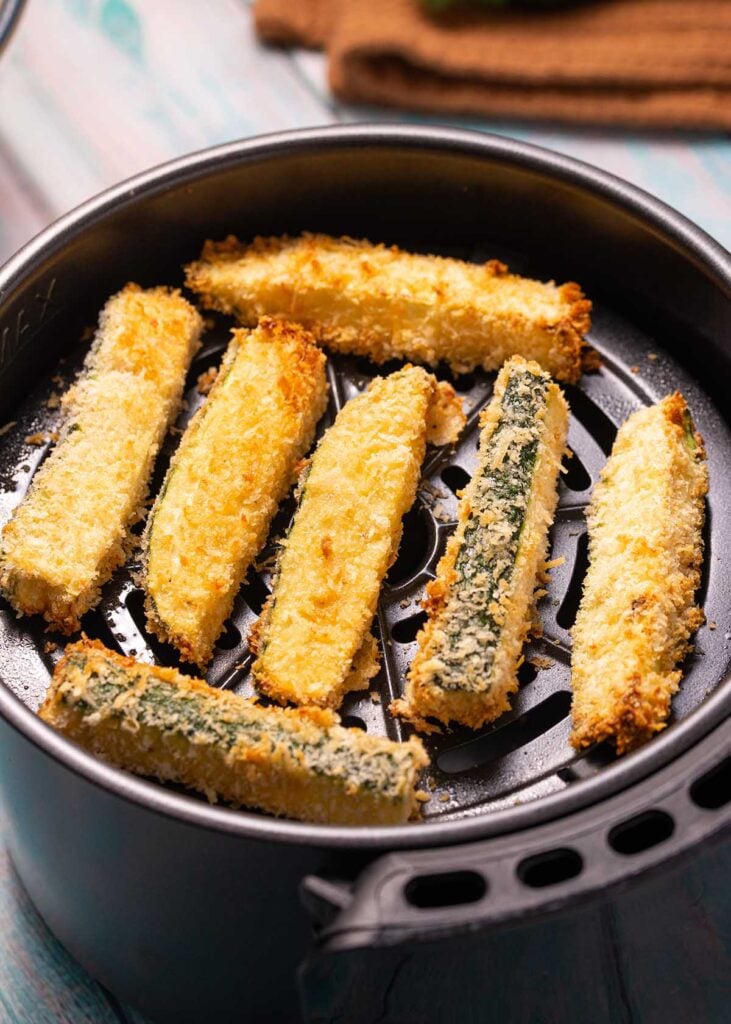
[438,691,571,774]
[690,758,731,810]
[387,506,432,586]
[441,465,470,496]
[608,809,675,855]
[341,715,367,732]
[215,620,242,651]
[562,449,591,492]
[452,373,477,394]
[392,611,427,644]
[405,870,487,909]
[518,661,538,685]
[240,574,271,616]
[518,848,583,888]
[556,532,589,630]
[79,608,125,654]
[563,387,618,456]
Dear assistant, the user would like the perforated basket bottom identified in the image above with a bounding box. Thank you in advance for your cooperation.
[1,291,729,823]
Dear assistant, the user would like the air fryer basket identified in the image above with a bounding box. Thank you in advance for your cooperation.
[0,254,727,820]
[0,127,728,1023]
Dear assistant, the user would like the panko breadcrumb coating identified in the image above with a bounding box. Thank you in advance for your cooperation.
[185,233,591,383]
[143,318,328,668]
[392,356,568,731]
[570,392,708,754]
[251,364,465,709]
[0,285,202,633]
[40,638,429,826]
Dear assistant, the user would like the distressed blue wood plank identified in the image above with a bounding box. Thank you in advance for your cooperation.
[0,0,335,264]
[0,807,152,1022]
[0,140,54,262]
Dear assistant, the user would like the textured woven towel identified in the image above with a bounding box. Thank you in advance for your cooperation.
[254,0,731,129]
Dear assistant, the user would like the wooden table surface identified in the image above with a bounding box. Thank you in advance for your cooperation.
[0,1,729,1021]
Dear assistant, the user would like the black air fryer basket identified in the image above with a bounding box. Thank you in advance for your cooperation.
[0,127,728,1024]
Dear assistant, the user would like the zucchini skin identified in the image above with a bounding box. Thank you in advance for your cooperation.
[251,365,464,710]
[570,393,708,754]
[393,356,568,731]
[39,639,429,826]
[142,317,328,668]
[0,285,202,633]
[186,233,591,383]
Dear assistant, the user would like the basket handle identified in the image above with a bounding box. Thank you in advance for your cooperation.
[298,721,730,1020]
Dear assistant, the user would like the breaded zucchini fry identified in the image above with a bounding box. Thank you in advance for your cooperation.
[40,639,429,825]
[570,393,708,754]
[0,285,202,633]
[185,233,591,383]
[143,318,328,667]
[392,356,569,731]
[251,365,464,709]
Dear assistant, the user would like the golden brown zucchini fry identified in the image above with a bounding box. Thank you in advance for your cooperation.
[392,356,568,731]
[251,365,464,709]
[143,318,328,667]
[40,639,429,826]
[0,285,202,633]
[185,233,591,383]
[570,393,708,754]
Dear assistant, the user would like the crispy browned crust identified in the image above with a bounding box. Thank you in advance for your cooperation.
[250,364,462,709]
[570,392,708,755]
[392,356,568,731]
[142,317,328,667]
[40,638,429,826]
[557,281,593,380]
[186,233,591,384]
[0,285,202,633]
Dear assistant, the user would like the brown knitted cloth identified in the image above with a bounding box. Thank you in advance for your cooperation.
[254,0,731,129]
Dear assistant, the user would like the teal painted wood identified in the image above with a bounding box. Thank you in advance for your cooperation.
[0,0,335,261]
[0,2,729,1020]
[0,140,53,265]
[0,806,152,1023]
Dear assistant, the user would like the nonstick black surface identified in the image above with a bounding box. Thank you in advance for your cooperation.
[0,128,728,1024]
[1,244,729,824]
